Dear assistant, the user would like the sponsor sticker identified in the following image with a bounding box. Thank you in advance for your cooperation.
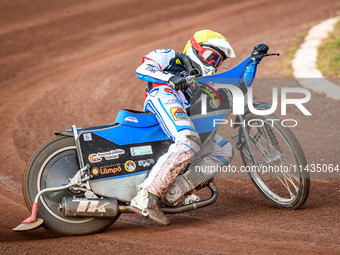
[74,199,109,213]
[83,133,92,141]
[186,135,201,146]
[124,116,139,123]
[92,165,122,176]
[138,159,155,167]
[124,160,136,172]
[163,99,178,105]
[130,145,153,156]
[89,154,101,163]
[170,107,189,121]
[164,88,174,95]
[92,167,99,176]
[99,165,122,175]
[88,149,125,163]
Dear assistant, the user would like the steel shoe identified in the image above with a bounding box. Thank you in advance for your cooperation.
[130,188,170,226]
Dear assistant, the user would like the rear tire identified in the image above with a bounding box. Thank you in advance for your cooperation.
[239,113,310,209]
[23,136,119,235]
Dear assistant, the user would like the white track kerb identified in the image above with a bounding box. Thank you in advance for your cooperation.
[292,16,340,100]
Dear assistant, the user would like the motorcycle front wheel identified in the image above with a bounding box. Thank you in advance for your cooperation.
[238,113,310,209]
[23,136,118,235]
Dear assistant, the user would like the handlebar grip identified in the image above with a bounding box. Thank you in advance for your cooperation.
[252,52,280,61]
[185,75,196,83]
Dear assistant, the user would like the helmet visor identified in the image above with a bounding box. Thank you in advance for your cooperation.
[201,48,223,68]
[190,36,224,68]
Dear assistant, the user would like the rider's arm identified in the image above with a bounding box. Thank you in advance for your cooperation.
[136,49,176,83]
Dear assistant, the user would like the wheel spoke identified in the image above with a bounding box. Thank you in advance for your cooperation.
[272,171,296,199]
[281,170,299,192]
[259,125,276,155]
[249,127,280,166]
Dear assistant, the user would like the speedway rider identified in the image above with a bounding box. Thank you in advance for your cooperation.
[130,29,268,225]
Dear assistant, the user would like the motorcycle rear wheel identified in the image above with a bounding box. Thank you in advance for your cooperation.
[23,136,118,235]
[239,113,310,209]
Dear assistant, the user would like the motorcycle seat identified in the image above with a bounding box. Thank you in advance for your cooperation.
[114,109,159,128]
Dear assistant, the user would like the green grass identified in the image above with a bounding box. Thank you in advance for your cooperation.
[284,45,300,77]
[277,32,307,77]
[317,19,340,78]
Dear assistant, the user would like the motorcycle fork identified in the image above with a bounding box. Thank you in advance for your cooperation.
[231,115,257,165]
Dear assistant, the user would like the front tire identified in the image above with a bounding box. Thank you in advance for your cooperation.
[23,136,118,235]
[239,113,310,209]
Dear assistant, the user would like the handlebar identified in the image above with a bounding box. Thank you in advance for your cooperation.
[183,52,280,88]
[251,52,280,61]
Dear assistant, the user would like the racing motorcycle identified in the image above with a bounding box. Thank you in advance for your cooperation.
[13,50,310,235]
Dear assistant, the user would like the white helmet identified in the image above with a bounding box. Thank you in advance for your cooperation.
[183,29,235,75]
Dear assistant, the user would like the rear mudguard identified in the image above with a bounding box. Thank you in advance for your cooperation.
[55,124,115,137]
[233,102,272,128]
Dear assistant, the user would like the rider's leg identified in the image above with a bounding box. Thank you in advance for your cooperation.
[130,86,201,225]
[207,134,234,166]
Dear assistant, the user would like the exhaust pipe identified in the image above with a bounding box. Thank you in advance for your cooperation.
[61,197,119,218]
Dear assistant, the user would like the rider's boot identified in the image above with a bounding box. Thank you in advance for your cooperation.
[130,188,170,226]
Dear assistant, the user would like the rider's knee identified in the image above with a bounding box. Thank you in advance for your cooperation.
[174,130,201,156]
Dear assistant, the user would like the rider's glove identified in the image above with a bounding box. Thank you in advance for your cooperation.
[168,76,188,91]
[252,43,269,55]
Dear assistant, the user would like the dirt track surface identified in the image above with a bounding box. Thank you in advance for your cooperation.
[1,0,339,254]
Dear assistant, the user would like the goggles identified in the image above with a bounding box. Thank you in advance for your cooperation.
[190,36,224,68]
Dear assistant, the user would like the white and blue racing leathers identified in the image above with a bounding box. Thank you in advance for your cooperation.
[136,49,233,198]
